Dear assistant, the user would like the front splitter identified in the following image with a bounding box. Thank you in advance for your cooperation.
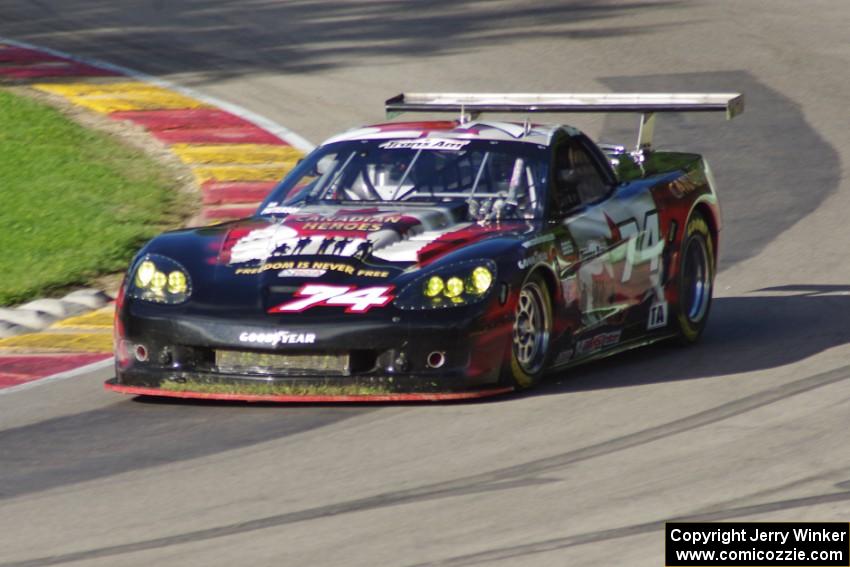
[104,379,513,403]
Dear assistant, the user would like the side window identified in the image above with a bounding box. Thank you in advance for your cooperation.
[551,138,613,217]
[567,141,610,205]
[553,143,582,212]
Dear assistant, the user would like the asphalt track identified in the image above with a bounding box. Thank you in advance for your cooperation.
[1,1,850,565]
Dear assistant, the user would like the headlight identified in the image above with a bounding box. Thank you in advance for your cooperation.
[445,277,464,298]
[127,254,192,304]
[395,259,496,310]
[470,266,493,294]
[424,275,444,297]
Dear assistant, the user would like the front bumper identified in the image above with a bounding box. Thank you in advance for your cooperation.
[104,379,513,402]
[112,303,513,398]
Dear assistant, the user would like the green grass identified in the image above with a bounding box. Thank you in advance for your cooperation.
[0,89,186,305]
[160,380,393,397]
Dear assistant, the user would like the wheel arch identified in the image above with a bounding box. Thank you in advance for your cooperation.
[690,200,720,265]
[526,264,560,305]
[504,266,557,388]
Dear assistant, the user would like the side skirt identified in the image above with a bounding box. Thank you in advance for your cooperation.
[547,331,678,375]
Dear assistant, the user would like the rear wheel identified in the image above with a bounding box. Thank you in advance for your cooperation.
[674,212,715,344]
[504,274,553,388]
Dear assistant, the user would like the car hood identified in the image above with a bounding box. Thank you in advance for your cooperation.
[137,203,537,317]
[216,204,527,269]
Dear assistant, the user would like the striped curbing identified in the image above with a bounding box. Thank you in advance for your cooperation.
[0,38,315,388]
[0,305,114,388]
[170,143,303,165]
[0,305,113,352]
[31,79,304,218]
[33,81,210,112]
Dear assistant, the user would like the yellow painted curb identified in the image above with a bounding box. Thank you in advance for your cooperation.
[66,93,206,113]
[52,307,114,329]
[33,82,164,96]
[0,332,112,353]
[192,163,296,183]
[0,306,115,352]
[34,81,207,113]
[171,144,303,165]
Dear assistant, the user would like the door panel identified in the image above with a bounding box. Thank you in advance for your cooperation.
[561,185,664,333]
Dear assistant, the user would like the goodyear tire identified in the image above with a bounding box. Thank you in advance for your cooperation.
[504,273,553,388]
[673,212,715,344]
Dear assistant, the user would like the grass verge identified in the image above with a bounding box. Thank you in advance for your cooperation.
[0,88,186,305]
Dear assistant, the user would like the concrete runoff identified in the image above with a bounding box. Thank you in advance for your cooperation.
[0,289,111,334]
[16,299,81,319]
[60,289,113,309]
[0,290,111,339]
[0,307,56,330]
[0,321,27,339]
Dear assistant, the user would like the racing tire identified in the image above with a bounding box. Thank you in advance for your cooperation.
[673,212,715,344]
[503,273,553,389]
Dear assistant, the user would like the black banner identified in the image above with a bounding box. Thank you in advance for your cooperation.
[666,522,849,566]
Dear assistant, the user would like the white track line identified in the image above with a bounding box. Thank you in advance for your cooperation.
[0,35,315,152]
[0,357,114,396]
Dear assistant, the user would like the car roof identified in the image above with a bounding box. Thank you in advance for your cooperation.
[322,120,574,147]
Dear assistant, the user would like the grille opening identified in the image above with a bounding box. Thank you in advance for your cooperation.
[214,349,377,376]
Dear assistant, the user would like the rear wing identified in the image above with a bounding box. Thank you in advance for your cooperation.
[385,92,744,150]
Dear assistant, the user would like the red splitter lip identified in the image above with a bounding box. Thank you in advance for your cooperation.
[104,381,514,403]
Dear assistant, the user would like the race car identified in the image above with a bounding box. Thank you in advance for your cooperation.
[105,92,743,402]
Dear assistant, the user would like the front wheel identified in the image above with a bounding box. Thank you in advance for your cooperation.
[504,274,553,389]
[673,212,715,344]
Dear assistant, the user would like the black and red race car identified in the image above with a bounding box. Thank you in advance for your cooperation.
[106,93,743,402]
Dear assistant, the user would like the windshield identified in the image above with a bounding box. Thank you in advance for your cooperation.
[260,139,549,221]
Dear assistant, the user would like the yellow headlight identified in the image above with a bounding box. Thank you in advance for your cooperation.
[135,260,156,288]
[424,275,444,297]
[470,266,493,294]
[167,271,188,294]
[445,277,464,298]
[150,271,167,293]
